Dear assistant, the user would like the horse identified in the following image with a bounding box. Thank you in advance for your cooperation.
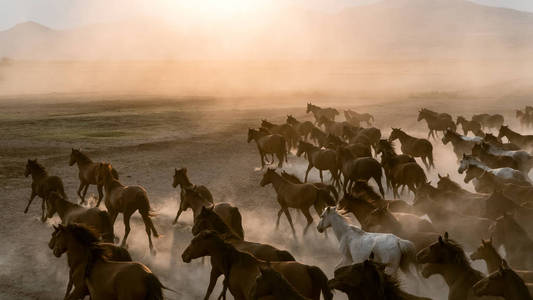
[473,260,532,300]
[296,141,339,185]
[473,114,504,131]
[287,115,315,141]
[436,174,487,201]
[345,126,382,149]
[470,238,533,283]
[260,168,335,236]
[472,142,524,172]
[441,129,482,160]
[191,207,295,300]
[480,142,533,173]
[417,232,488,300]
[516,110,533,129]
[417,108,456,139]
[49,223,168,300]
[419,108,453,121]
[96,162,159,254]
[45,191,115,243]
[181,230,333,300]
[280,171,339,201]
[307,102,339,124]
[489,213,533,270]
[247,128,287,168]
[317,115,350,137]
[500,183,533,206]
[310,126,329,148]
[483,133,520,151]
[261,119,300,150]
[251,265,311,300]
[350,180,419,215]
[69,149,119,206]
[344,109,374,127]
[389,128,434,170]
[336,146,385,196]
[326,134,372,158]
[172,167,214,225]
[456,116,483,136]
[498,125,533,150]
[484,189,533,233]
[458,155,530,189]
[328,254,430,300]
[24,159,67,222]
[317,206,418,276]
[49,225,132,299]
[376,139,426,198]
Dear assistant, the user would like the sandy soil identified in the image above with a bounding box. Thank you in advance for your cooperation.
[1,94,531,299]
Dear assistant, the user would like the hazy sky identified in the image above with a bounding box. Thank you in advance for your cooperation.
[1,0,532,30]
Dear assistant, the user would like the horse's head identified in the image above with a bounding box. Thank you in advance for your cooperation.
[173,168,187,188]
[458,154,471,174]
[24,159,38,177]
[375,139,391,156]
[296,141,310,157]
[436,174,455,190]
[473,260,513,297]
[49,224,68,258]
[329,254,386,296]
[497,125,508,140]
[470,238,494,261]
[417,109,426,121]
[260,119,272,128]
[286,115,296,124]
[181,230,221,263]
[69,148,80,166]
[259,168,276,187]
[306,102,314,113]
[247,128,257,143]
[191,206,216,236]
[317,206,338,233]
[388,128,401,142]
[416,232,466,265]
[456,116,464,125]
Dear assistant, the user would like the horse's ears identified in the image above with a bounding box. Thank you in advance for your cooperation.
[438,236,444,244]
[438,174,443,179]
[369,251,375,261]
[500,259,509,270]
[444,232,449,241]
[53,225,58,230]
[446,174,450,178]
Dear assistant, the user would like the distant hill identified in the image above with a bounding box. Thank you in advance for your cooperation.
[2,0,533,60]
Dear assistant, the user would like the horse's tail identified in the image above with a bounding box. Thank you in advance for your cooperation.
[307,265,333,300]
[145,273,175,300]
[111,167,119,180]
[276,250,296,261]
[229,206,245,240]
[98,210,116,243]
[398,239,419,278]
[428,150,435,168]
[138,193,159,238]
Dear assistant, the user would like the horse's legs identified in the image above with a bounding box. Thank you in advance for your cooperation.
[24,190,37,213]
[96,184,104,207]
[302,208,314,235]
[64,272,73,300]
[275,207,283,229]
[41,197,46,222]
[172,206,184,225]
[76,181,84,201]
[120,212,132,248]
[276,151,284,168]
[203,268,222,300]
[319,170,324,183]
[281,205,296,237]
[342,178,349,194]
[375,176,385,197]
[304,164,313,182]
[141,213,155,254]
[421,156,430,170]
[80,184,89,205]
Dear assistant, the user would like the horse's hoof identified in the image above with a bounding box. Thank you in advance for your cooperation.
[23,209,28,214]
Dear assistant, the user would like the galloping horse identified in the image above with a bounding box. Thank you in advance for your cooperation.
[473,113,504,131]
[442,129,482,161]
[344,109,374,127]
[247,128,287,168]
[24,159,67,222]
[417,108,456,139]
[336,146,385,196]
[498,125,533,150]
[389,128,434,170]
[287,115,315,141]
[261,119,300,150]
[96,163,159,254]
[69,149,119,206]
[456,116,483,136]
[296,141,339,185]
[458,154,530,188]
[172,167,213,225]
[307,102,339,124]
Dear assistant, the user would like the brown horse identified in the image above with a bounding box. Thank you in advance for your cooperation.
[261,119,300,150]
[442,129,480,161]
[350,180,418,215]
[336,146,385,196]
[456,116,483,136]
[483,133,520,151]
[287,115,314,141]
[344,109,374,127]
[472,142,525,172]
[50,223,168,300]
[280,171,339,201]
[310,126,329,148]
[489,213,533,270]
[417,232,488,300]
[328,254,430,300]
[24,159,67,222]
[307,102,338,124]
[296,141,339,185]
[172,167,213,225]
[317,115,350,137]
[181,230,333,300]
[247,128,287,168]
[389,128,434,170]
[49,225,131,299]
[498,125,533,150]
[45,191,115,243]
[96,163,159,254]
[251,265,311,300]
[417,108,456,139]
[473,114,504,131]
[326,134,372,158]
[260,168,335,236]
[484,189,533,233]
[69,149,118,206]
[470,238,533,283]
[191,207,295,300]
[473,260,532,300]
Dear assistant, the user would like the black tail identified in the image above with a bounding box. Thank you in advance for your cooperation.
[276,250,296,261]
[307,265,333,300]
[145,273,167,300]
[139,194,159,238]
[98,210,116,243]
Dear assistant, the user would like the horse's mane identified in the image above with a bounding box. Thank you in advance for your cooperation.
[352,181,382,202]
[74,150,92,163]
[199,208,240,239]
[441,238,471,267]
[29,160,47,175]
[63,224,110,276]
[438,176,462,191]
[280,171,303,184]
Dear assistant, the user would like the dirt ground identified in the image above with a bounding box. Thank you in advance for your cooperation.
[1,94,531,299]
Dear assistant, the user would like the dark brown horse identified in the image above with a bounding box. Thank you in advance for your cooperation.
[489,213,533,269]
[251,265,311,300]
[45,191,115,243]
[182,230,333,300]
[473,260,532,300]
[472,142,525,172]
[247,128,287,168]
[260,168,335,236]
[287,115,315,141]
[483,133,520,151]
[498,125,533,150]
[473,114,504,131]
[49,224,131,299]
[417,108,456,139]
[344,109,374,127]
[307,102,338,124]
[191,207,295,300]
[336,146,385,196]
[328,255,430,300]
[310,126,329,148]
[456,116,483,136]
[24,159,67,222]
[326,134,372,158]
[442,129,481,161]
[296,141,339,185]
[96,163,159,254]
[417,232,487,300]
[50,223,168,300]
[470,238,533,283]
[317,115,350,137]
[69,149,118,206]
[484,189,533,233]
[389,128,434,170]
[172,167,213,225]
[350,180,418,215]
[261,119,300,150]
[280,171,339,201]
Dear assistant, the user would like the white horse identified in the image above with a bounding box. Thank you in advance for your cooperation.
[458,154,530,183]
[316,206,418,276]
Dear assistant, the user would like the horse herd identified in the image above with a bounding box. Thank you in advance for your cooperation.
[24,102,533,300]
